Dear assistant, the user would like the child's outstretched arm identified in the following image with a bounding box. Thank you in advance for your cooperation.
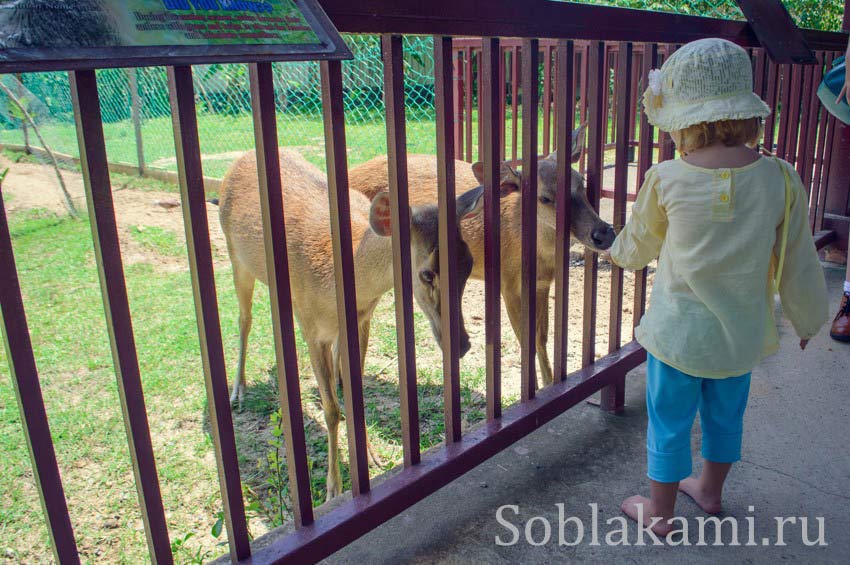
[774,162,830,347]
[609,168,667,270]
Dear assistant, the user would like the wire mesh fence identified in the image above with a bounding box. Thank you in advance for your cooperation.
[0,1,844,181]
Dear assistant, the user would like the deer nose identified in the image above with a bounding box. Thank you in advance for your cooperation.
[460,333,471,357]
[592,225,616,250]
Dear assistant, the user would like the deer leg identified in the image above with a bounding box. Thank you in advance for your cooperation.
[308,339,343,501]
[502,283,524,351]
[358,316,371,376]
[536,284,553,387]
[231,261,255,406]
[332,335,384,469]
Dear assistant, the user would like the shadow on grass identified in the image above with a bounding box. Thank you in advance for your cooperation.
[211,364,487,527]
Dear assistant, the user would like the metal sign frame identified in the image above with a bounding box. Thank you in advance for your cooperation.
[0,0,352,73]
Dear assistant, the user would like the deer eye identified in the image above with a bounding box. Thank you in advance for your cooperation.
[539,195,553,205]
[419,269,435,285]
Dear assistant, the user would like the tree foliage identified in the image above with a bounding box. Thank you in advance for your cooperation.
[589,0,846,31]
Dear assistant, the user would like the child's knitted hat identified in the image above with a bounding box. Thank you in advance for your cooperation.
[643,38,771,132]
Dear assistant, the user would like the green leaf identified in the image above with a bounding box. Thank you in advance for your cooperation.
[211,516,224,538]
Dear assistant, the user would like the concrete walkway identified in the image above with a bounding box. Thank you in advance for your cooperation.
[329,263,850,564]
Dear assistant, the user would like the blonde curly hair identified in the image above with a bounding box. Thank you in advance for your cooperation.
[670,117,763,155]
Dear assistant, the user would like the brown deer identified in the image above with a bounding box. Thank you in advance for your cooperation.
[348,125,615,387]
[218,148,483,499]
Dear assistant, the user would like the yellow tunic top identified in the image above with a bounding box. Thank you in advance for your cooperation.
[610,157,829,378]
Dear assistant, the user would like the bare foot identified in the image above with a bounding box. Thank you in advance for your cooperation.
[620,495,674,537]
[679,477,722,514]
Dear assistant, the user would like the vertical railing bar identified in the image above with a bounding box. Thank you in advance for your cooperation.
[753,49,767,101]
[582,41,605,369]
[520,38,539,401]
[763,60,780,153]
[453,50,464,161]
[499,47,507,161]
[785,64,804,164]
[248,62,315,527]
[166,65,251,559]
[482,37,503,419]
[465,45,474,162]
[549,42,556,152]
[511,46,519,164]
[600,41,632,414]
[810,52,835,231]
[602,46,612,150]
[628,48,641,170]
[607,41,631,354]
[0,190,80,564]
[434,36,464,443]
[657,45,678,163]
[69,69,172,564]
[543,44,552,156]
[553,39,574,381]
[477,44,484,161]
[633,43,657,335]
[578,46,588,175]
[320,60,371,496]
[381,34,421,466]
[776,64,791,159]
[797,61,819,187]
[815,114,837,233]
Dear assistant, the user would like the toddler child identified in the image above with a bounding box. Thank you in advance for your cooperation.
[608,38,830,536]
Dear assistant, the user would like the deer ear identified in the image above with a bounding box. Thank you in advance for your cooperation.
[499,162,521,196]
[572,123,587,163]
[369,192,393,236]
[456,186,484,221]
[471,161,484,184]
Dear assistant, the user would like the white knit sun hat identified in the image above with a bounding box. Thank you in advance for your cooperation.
[643,38,771,132]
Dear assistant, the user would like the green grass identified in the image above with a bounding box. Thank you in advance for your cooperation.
[0,108,576,180]
[0,205,495,562]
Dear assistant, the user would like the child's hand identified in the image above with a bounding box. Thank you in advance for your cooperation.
[799,339,809,350]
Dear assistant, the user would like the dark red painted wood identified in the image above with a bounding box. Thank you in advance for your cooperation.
[811,52,836,231]
[69,69,173,564]
[499,47,507,161]
[481,37,503,419]
[167,65,250,560]
[381,35,422,466]
[321,60,370,496]
[582,41,605,368]
[241,343,647,565]
[453,53,464,161]
[465,46,474,162]
[247,62,315,528]
[553,39,574,382]
[600,42,632,414]
[735,0,817,64]
[0,188,80,564]
[520,38,539,401]
[776,65,792,159]
[796,62,817,185]
[435,36,464,443]
[816,114,838,232]
[319,0,845,51]
[763,60,780,152]
[633,43,657,335]
[543,45,553,156]
[511,46,519,164]
[784,64,804,164]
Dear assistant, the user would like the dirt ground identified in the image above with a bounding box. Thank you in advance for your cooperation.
[0,153,652,561]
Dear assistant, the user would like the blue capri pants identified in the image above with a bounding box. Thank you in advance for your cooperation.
[646,353,751,483]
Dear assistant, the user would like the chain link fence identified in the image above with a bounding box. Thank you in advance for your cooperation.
[0,2,843,180]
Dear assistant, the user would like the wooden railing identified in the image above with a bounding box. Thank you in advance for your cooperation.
[1,1,848,564]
